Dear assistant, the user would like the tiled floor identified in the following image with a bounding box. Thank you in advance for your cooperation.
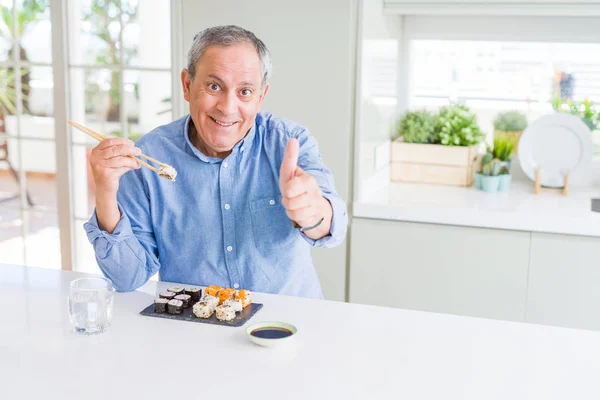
[0,170,156,279]
[0,171,95,269]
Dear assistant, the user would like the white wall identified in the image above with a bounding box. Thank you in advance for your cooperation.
[180,0,358,301]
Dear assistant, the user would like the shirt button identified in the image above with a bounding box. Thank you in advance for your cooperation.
[224,204,230,210]
[269,199,275,205]
[240,146,244,152]
[233,283,240,289]
[226,245,233,252]
[223,162,228,168]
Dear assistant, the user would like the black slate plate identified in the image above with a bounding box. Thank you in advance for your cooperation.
[139,302,263,327]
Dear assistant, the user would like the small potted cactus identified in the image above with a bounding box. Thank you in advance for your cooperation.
[475,136,516,192]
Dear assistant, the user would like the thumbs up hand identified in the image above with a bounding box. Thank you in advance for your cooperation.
[279,138,332,238]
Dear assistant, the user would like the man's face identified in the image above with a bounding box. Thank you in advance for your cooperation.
[181,43,269,156]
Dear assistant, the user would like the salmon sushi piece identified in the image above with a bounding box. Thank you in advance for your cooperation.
[217,288,236,305]
[235,289,252,308]
[204,285,221,297]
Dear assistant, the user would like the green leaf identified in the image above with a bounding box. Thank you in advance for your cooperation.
[434,104,485,146]
[394,109,437,143]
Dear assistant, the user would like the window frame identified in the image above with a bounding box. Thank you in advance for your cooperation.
[0,0,183,270]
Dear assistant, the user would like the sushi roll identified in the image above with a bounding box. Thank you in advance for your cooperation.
[215,304,236,321]
[184,287,202,302]
[154,298,169,313]
[167,299,184,315]
[193,301,215,318]
[167,285,185,295]
[223,299,242,312]
[174,294,192,308]
[199,294,219,309]
[217,288,236,305]
[235,289,252,308]
[159,291,176,300]
[204,285,221,297]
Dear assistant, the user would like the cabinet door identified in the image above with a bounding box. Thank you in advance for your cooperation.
[349,218,530,322]
[527,232,600,331]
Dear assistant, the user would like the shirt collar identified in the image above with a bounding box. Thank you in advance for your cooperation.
[183,114,257,164]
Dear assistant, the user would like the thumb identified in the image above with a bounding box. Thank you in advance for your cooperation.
[280,138,299,186]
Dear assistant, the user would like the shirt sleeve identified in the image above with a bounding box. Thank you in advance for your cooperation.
[289,127,348,248]
[83,163,160,292]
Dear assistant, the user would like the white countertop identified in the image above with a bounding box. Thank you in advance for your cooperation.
[3,264,600,399]
[354,180,600,237]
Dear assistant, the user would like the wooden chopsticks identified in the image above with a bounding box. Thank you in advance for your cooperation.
[67,120,162,174]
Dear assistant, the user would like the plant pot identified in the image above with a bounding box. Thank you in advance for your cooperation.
[474,173,483,190]
[498,174,512,192]
[391,140,479,186]
[476,174,501,192]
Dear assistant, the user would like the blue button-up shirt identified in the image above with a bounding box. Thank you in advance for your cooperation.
[84,111,347,298]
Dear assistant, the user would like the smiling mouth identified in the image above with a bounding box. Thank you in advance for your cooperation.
[210,116,238,127]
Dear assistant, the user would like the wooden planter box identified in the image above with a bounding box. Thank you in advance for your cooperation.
[391,140,479,186]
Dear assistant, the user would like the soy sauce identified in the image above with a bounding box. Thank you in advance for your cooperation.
[250,326,293,339]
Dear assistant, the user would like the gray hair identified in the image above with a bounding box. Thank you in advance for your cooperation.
[187,25,272,88]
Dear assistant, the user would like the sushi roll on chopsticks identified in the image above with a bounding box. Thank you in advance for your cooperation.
[215,304,236,321]
[167,299,184,315]
[184,287,202,302]
[235,289,252,309]
[154,298,169,313]
[174,294,192,308]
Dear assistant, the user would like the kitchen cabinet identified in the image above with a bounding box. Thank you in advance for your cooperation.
[526,232,600,331]
[350,218,600,331]
[349,218,530,322]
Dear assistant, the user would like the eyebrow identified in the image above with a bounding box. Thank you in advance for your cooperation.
[206,74,256,87]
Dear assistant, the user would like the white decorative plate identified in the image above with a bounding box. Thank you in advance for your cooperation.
[518,113,592,188]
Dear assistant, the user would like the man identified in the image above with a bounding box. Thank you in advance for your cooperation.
[85,25,347,299]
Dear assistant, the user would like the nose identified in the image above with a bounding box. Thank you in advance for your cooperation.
[216,90,237,117]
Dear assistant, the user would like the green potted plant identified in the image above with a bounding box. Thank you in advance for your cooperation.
[391,104,485,187]
[0,69,29,132]
[475,136,516,192]
[432,104,485,146]
[552,97,599,132]
[393,109,436,143]
[493,110,527,154]
[0,70,18,127]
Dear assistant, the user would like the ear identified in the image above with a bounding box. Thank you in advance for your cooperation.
[257,83,270,108]
[181,69,192,102]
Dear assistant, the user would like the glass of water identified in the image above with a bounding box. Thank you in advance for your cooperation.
[68,277,115,334]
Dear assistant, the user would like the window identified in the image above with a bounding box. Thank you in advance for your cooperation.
[409,40,600,154]
[400,16,600,155]
[0,0,177,273]
[68,0,173,274]
[0,0,61,268]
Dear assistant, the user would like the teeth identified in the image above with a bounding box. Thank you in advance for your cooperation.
[211,117,236,127]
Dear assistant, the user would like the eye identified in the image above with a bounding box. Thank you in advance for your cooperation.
[208,83,220,91]
[240,88,252,97]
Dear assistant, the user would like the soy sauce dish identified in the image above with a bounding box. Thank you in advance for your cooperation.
[246,321,297,348]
